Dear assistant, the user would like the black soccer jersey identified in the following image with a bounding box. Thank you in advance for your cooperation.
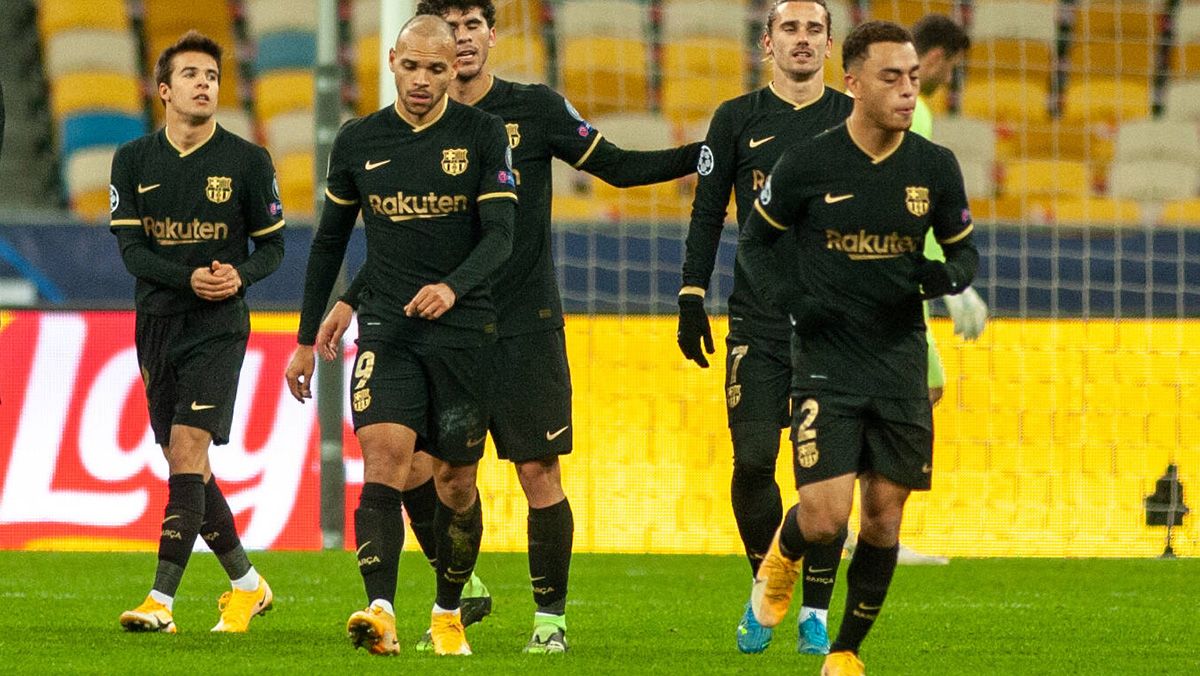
[683,85,854,339]
[742,123,977,398]
[304,97,517,347]
[109,125,285,315]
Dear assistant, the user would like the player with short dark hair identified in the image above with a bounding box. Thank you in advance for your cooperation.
[313,0,700,654]
[286,15,516,657]
[739,21,978,676]
[112,30,284,635]
[678,0,853,656]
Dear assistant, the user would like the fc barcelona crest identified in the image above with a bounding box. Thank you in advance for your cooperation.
[206,176,232,204]
[505,123,521,149]
[353,388,372,413]
[441,148,469,176]
[726,384,742,408]
[796,441,819,469]
[905,186,929,217]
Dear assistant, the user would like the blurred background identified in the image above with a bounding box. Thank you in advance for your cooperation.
[0,0,1195,558]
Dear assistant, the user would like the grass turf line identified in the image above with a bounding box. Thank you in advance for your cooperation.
[0,552,1195,674]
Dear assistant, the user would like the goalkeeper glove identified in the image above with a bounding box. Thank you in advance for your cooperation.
[942,286,988,340]
[786,296,843,338]
[677,293,714,368]
[909,258,961,300]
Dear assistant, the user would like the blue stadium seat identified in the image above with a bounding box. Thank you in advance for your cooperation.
[255,30,317,72]
[59,112,147,158]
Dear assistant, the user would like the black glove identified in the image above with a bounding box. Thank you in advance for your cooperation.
[677,293,714,367]
[786,296,843,338]
[909,259,960,300]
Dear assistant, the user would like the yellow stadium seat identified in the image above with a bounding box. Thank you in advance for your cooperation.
[1002,159,1090,198]
[72,188,115,222]
[255,70,315,122]
[1077,1,1157,41]
[277,151,315,216]
[1062,78,1151,125]
[662,75,743,126]
[1068,41,1155,78]
[994,122,1113,163]
[489,32,549,84]
[143,0,233,35]
[868,0,954,26]
[968,39,1053,78]
[968,195,1024,223]
[50,72,143,119]
[1049,197,1141,226]
[38,0,128,37]
[1159,198,1200,226]
[559,37,649,116]
[354,34,382,116]
[662,38,743,79]
[962,77,1050,125]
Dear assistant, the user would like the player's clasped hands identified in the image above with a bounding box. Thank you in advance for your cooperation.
[405,283,456,320]
[190,260,241,301]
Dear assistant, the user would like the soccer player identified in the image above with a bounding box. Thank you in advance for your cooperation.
[111,31,284,634]
[677,0,852,655]
[285,15,516,657]
[738,21,978,676]
[314,0,701,654]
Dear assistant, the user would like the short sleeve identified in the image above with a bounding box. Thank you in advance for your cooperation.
[930,147,973,246]
[324,122,360,207]
[476,115,519,204]
[109,144,142,229]
[243,147,285,238]
[542,89,603,168]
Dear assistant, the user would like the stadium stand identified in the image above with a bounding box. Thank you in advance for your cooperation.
[141,0,243,128]
[556,0,650,116]
[0,1,61,208]
[660,0,747,125]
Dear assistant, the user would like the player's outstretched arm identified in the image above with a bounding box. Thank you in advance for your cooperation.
[581,138,703,188]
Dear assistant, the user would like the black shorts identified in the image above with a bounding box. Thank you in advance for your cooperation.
[789,390,934,490]
[351,337,493,465]
[488,329,573,462]
[136,300,250,446]
[725,332,791,429]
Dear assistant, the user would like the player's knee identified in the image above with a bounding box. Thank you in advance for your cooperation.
[730,424,780,486]
[515,458,564,507]
[858,508,904,547]
[434,462,479,509]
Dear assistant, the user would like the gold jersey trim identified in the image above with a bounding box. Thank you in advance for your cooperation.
[754,200,788,231]
[572,132,604,169]
[250,220,286,237]
[165,122,217,158]
[938,222,974,245]
[477,191,518,203]
[463,74,496,107]
[846,123,905,165]
[768,82,826,111]
[110,219,142,227]
[395,95,449,132]
[679,286,706,298]
[325,189,358,206]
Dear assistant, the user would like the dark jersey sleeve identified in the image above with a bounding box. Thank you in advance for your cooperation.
[442,116,517,297]
[297,126,361,344]
[681,101,738,294]
[929,146,978,289]
[109,143,194,290]
[737,149,810,311]
[542,90,605,169]
[236,146,286,287]
[579,139,702,188]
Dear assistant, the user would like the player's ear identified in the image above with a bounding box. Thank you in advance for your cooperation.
[158,81,171,105]
[387,47,398,74]
[487,26,496,48]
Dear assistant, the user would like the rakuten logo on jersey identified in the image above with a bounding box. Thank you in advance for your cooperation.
[0,312,321,550]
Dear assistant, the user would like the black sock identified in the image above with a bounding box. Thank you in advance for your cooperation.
[354,482,406,606]
[729,426,783,577]
[401,478,439,568]
[528,498,573,615]
[152,473,205,597]
[434,496,483,610]
[778,503,810,561]
[831,541,900,654]
[202,478,252,581]
[801,527,846,611]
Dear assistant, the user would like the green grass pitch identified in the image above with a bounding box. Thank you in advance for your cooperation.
[0,551,1196,674]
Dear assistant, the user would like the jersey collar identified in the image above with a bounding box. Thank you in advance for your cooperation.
[164,122,217,158]
[768,82,826,111]
[846,123,905,164]
[462,74,496,107]
[393,95,450,132]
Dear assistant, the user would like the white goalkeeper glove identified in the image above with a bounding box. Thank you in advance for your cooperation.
[942,286,988,341]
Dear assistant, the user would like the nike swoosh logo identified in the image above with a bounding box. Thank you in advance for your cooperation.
[364,159,391,170]
[858,603,882,611]
[137,183,161,194]
[807,567,834,574]
[190,401,216,411]
[748,136,775,148]
[824,193,854,204]
[922,463,933,474]
[530,575,547,582]
[545,425,569,441]
[446,567,472,576]
[357,541,372,555]
[467,434,487,447]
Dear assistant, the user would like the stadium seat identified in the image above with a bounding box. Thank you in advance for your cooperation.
[962,76,1050,124]
[556,0,645,39]
[1062,77,1151,125]
[1049,196,1141,226]
[216,109,256,141]
[1113,120,1200,165]
[255,30,317,72]
[265,110,315,156]
[590,113,691,220]
[1173,2,1200,73]
[971,0,1057,42]
[354,33,382,116]
[489,32,549,84]
[1159,198,1200,226]
[277,151,315,216]
[931,115,995,165]
[50,72,144,119]
[64,145,116,196]
[994,122,1114,164]
[1109,160,1200,203]
[662,38,743,80]
[969,195,1025,223]
[661,0,747,41]
[43,29,139,79]
[868,0,954,26]
[968,39,1054,78]
[559,37,650,116]
[957,159,995,199]
[244,0,317,34]
[38,0,128,37]
[255,70,315,121]
[1002,159,1090,198]
[59,112,146,157]
[1163,79,1200,123]
[662,74,744,126]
